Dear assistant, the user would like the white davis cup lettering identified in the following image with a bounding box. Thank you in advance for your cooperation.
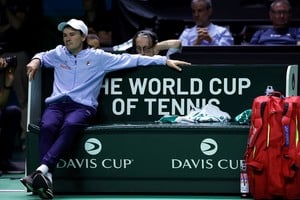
[171,138,242,170]
[101,77,251,116]
[171,158,241,170]
[101,159,134,169]
[57,158,134,169]
[218,159,241,170]
[56,138,134,169]
[171,158,213,169]
[57,158,97,169]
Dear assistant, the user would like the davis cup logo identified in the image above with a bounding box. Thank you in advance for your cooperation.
[84,138,102,155]
[200,138,218,156]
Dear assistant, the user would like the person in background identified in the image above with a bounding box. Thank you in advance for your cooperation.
[81,0,112,47]
[0,56,23,175]
[19,18,190,199]
[0,0,41,151]
[250,0,300,45]
[87,33,100,49]
[113,30,182,57]
[179,0,234,46]
[131,30,182,57]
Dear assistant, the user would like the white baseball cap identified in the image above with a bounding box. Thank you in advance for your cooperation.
[57,19,88,36]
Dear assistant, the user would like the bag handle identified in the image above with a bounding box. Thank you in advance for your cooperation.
[268,91,284,98]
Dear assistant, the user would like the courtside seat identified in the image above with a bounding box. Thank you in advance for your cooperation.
[26,62,297,194]
[27,121,249,194]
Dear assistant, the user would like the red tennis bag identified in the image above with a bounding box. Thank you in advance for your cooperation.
[245,92,300,200]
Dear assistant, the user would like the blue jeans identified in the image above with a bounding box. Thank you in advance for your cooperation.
[39,100,96,172]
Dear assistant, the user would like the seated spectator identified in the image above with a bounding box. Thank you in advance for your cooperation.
[131,30,182,57]
[87,33,100,49]
[179,0,234,46]
[250,0,300,45]
[0,56,23,175]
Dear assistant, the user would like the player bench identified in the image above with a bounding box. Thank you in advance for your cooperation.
[25,63,297,194]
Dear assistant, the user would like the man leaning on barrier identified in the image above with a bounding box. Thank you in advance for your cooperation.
[19,18,191,199]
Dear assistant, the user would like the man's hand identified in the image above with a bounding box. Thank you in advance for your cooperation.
[0,57,15,86]
[26,59,40,80]
[0,57,7,69]
[166,59,191,71]
[195,28,212,45]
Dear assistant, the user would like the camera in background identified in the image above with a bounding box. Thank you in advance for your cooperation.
[5,55,17,69]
